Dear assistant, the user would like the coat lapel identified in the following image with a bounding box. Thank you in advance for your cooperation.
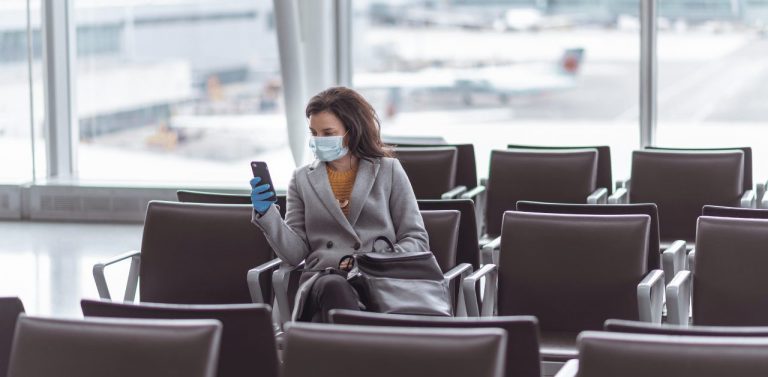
[348,158,381,227]
[306,160,357,236]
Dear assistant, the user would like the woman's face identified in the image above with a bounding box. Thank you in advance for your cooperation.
[309,111,346,139]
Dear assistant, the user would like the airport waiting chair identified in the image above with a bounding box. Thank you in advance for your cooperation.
[508,145,614,194]
[93,201,276,307]
[329,310,541,377]
[610,149,755,245]
[464,211,664,365]
[394,147,464,199]
[418,199,481,269]
[177,190,287,218]
[0,297,24,377]
[81,299,278,377]
[281,322,507,377]
[515,201,686,285]
[666,216,768,326]
[554,331,768,377]
[388,141,485,234]
[249,210,472,327]
[7,316,222,377]
[604,318,768,337]
[481,149,607,261]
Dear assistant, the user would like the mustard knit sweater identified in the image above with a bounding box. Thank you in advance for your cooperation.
[326,165,358,216]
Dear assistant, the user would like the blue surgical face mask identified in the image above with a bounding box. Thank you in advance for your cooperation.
[309,133,349,162]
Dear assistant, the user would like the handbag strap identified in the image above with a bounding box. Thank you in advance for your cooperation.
[371,236,396,253]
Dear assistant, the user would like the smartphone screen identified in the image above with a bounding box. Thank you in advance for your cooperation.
[250,161,277,203]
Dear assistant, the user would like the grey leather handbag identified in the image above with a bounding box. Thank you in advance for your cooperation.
[347,236,452,316]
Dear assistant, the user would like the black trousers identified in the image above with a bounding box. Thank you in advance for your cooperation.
[300,273,360,323]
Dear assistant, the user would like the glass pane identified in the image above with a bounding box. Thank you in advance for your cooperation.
[353,0,641,181]
[74,0,291,189]
[0,0,42,183]
[657,1,768,180]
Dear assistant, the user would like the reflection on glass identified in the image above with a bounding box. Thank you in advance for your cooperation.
[353,0,640,179]
[74,0,292,188]
[657,2,768,179]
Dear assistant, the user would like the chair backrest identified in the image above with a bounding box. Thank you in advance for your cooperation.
[0,298,24,377]
[419,209,460,272]
[576,331,768,377]
[498,211,649,332]
[139,201,274,304]
[389,143,479,189]
[516,201,660,271]
[604,319,768,337]
[630,150,744,242]
[394,147,458,199]
[418,199,480,269]
[646,146,752,189]
[694,216,768,326]
[702,205,768,220]
[177,190,287,218]
[80,300,278,377]
[329,310,541,377]
[7,316,221,377]
[282,322,506,377]
[508,144,613,194]
[485,149,598,237]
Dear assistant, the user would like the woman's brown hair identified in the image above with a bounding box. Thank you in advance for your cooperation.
[305,86,392,161]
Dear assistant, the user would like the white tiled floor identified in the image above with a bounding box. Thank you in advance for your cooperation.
[0,221,143,318]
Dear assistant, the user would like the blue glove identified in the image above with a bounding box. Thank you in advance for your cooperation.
[250,176,275,215]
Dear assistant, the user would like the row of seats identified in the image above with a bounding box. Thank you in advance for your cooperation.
[86,197,768,372]
[6,297,768,377]
[67,143,768,376]
[392,143,760,242]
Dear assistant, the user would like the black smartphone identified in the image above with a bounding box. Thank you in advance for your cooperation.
[250,161,277,202]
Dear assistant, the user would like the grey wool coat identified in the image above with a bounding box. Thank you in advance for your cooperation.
[251,156,430,319]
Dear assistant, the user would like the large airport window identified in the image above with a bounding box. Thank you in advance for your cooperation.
[0,0,43,183]
[74,0,292,188]
[656,1,768,180]
[353,0,641,181]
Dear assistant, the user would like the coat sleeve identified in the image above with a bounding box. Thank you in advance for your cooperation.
[388,158,430,253]
[251,169,310,266]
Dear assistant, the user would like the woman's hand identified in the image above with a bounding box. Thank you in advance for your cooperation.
[250,177,275,215]
[339,256,355,272]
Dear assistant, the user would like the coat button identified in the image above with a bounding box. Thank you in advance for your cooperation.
[353,242,361,250]
[326,241,334,249]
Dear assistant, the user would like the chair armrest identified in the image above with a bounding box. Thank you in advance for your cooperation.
[460,185,486,200]
[272,261,304,327]
[665,270,692,326]
[554,360,579,377]
[757,181,766,208]
[637,269,665,323]
[587,187,608,204]
[444,263,473,317]
[93,250,141,301]
[441,185,468,199]
[462,264,498,317]
[481,236,501,266]
[741,190,757,208]
[462,184,487,236]
[662,240,687,285]
[687,248,696,272]
[608,187,628,204]
[247,258,282,304]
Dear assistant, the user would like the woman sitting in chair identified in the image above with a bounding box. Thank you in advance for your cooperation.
[250,87,429,323]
